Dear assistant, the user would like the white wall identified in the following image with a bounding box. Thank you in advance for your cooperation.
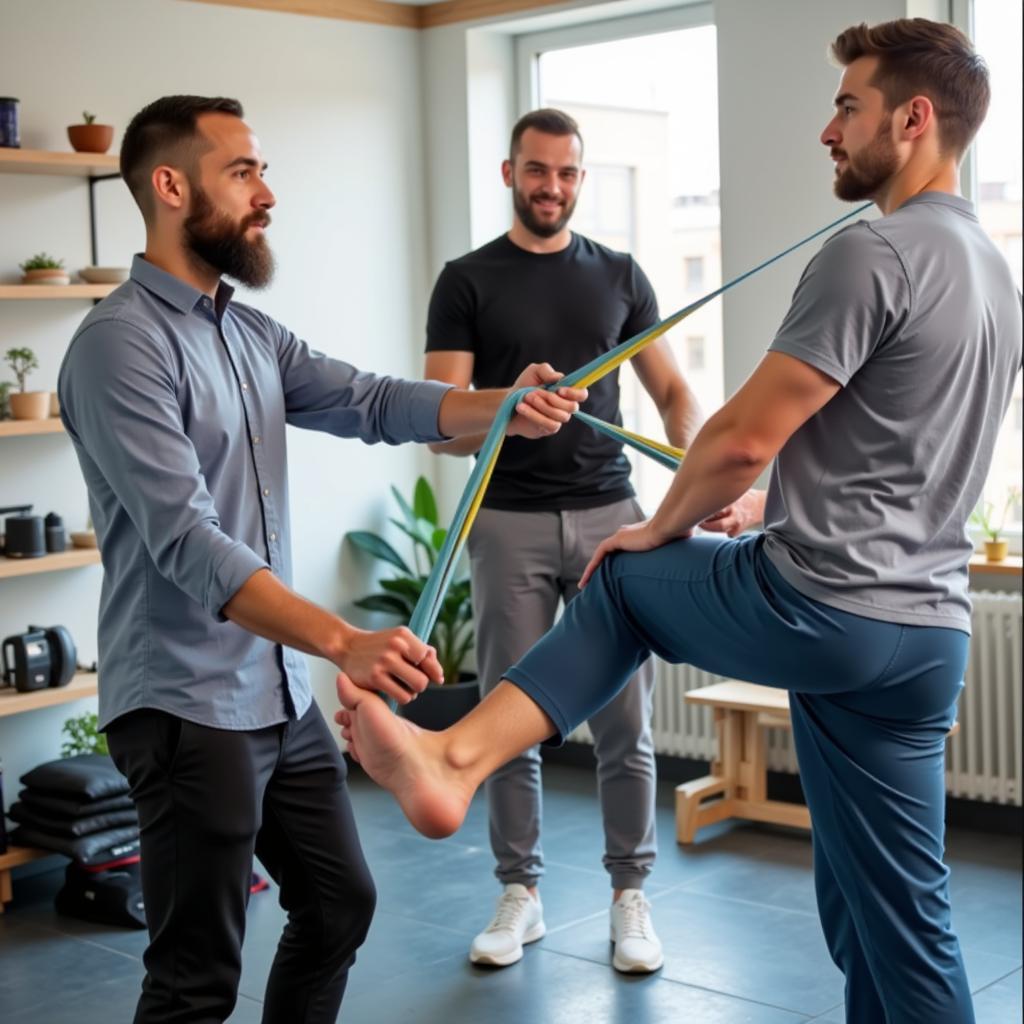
[0,0,430,808]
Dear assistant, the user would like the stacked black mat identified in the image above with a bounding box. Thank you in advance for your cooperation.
[7,753,146,927]
[8,753,139,867]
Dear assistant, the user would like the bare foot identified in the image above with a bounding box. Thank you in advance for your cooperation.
[335,674,475,839]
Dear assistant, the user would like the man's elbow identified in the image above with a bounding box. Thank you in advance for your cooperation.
[721,436,772,473]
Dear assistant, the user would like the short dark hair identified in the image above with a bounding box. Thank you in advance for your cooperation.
[830,18,990,157]
[509,108,583,161]
[120,95,244,219]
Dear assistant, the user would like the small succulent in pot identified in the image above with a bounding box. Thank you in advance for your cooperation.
[19,251,69,285]
[5,346,50,420]
[68,110,114,154]
[971,486,1022,562]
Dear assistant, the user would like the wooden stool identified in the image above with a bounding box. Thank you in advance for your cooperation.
[675,680,959,844]
[0,846,50,913]
[675,681,808,844]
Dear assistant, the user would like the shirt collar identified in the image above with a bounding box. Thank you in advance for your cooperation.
[130,254,236,318]
[895,191,977,219]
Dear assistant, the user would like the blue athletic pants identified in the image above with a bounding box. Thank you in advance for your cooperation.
[505,534,974,1024]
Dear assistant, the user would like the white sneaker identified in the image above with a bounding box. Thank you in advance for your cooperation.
[610,889,664,973]
[469,884,546,966]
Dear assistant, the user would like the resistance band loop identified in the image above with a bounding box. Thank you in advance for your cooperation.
[408,203,871,645]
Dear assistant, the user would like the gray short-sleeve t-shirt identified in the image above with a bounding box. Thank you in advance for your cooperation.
[763,192,1022,632]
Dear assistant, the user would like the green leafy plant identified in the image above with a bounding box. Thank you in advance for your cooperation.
[61,711,108,758]
[19,252,64,272]
[4,347,38,392]
[82,111,97,125]
[970,486,1022,542]
[345,476,474,684]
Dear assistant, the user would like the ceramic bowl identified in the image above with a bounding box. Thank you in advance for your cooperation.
[79,266,130,284]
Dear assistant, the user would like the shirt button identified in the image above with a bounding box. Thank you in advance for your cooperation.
[241,382,249,391]
[269,532,277,542]
[252,435,261,444]
[263,487,270,496]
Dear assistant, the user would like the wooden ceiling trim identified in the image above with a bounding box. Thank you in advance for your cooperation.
[184,0,577,30]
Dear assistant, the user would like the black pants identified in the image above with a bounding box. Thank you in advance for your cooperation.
[107,703,376,1024]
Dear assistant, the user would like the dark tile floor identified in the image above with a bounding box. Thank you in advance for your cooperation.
[1,764,1020,1023]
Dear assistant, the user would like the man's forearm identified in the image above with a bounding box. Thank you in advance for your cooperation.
[661,379,704,450]
[223,568,349,665]
[428,431,489,457]
[649,410,768,540]
[436,388,508,439]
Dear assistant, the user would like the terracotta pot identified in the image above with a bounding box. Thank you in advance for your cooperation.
[21,267,69,285]
[67,123,114,153]
[9,391,52,420]
[984,539,1009,563]
[50,391,60,417]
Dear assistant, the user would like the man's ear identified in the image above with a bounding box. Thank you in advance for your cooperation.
[899,95,934,141]
[150,165,189,213]
[501,158,513,188]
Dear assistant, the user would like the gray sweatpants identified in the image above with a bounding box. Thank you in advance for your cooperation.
[467,497,657,892]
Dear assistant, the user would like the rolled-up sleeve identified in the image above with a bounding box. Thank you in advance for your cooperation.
[273,319,453,443]
[60,320,268,619]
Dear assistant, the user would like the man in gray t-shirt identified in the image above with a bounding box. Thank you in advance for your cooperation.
[338,18,1020,1024]
[764,191,1021,630]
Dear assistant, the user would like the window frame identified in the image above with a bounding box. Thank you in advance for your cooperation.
[955,0,1023,555]
[514,3,714,115]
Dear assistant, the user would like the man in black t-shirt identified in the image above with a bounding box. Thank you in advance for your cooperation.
[424,109,701,974]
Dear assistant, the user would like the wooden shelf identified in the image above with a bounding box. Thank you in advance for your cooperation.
[0,417,64,438]
[0,672,98,719]
[0,147,120,177]
[0,284,115,300]
[969,554,1023,578]
[0,548,101,579]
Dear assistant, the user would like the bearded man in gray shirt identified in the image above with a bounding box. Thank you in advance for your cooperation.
[339,19,1022,1024]
[58,95,586,1024]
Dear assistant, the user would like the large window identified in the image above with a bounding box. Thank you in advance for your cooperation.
[523,11,721,511]
[970,0,1023,548]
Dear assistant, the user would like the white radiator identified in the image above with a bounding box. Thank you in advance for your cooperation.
[947,591,1023,806]
[567,590,1023,806]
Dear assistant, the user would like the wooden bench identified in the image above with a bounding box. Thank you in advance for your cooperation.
[674,680,959,844]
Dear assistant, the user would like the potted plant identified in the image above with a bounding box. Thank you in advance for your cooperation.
[61,711,109,758]
[5,347,49,420]
[971,487,1021,562]
[19,252,69,286]
[67,111,114,154]
[345,475,478,730]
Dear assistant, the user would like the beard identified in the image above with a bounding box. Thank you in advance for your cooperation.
[183,184,275,289]
[832,114,899,202]
[512,182,577,238]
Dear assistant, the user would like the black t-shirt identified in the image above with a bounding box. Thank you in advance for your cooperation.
[425,233,659,511]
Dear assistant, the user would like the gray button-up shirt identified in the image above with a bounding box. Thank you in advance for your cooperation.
[59,255,451,730]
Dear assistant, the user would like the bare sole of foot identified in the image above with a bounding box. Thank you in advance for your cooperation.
[337,674,474,839]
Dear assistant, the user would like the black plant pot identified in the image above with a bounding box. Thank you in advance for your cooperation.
[399,675,479,731]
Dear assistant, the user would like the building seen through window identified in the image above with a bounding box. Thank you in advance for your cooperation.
[539,24,722,510]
